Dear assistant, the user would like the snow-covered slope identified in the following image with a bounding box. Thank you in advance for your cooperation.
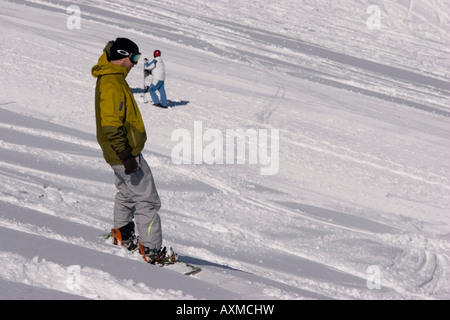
[0,0,449,300]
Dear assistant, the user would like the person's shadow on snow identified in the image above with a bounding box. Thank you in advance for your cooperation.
[131,88,189,108]
[166,100,189,108]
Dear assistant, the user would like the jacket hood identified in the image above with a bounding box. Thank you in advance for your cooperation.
[91,52,130,79]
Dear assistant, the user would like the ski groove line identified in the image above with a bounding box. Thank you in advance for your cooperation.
[287,137,450,190]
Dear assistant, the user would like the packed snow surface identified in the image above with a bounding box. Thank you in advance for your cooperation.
[0,0,449,299]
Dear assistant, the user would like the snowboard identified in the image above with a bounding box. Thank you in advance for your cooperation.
[98,231,201,276]
[142,63,152,104]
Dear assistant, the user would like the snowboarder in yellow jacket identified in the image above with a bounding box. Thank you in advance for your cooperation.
[92,38,163,260]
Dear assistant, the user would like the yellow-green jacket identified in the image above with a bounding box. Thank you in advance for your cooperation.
[92,52,147,165]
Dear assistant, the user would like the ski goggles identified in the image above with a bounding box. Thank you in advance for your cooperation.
[116,49,142,64]
[130,52,142,64]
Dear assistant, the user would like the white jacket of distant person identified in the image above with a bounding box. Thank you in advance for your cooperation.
[145,54,165,85]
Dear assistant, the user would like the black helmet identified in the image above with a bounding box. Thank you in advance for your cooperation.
[109,38,140,62]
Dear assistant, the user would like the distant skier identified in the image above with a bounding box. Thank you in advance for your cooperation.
[144,50,168,108]
[91,38,166,262]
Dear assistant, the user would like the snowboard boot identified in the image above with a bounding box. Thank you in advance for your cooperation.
[138,243,178,265]
[111,221,138,251]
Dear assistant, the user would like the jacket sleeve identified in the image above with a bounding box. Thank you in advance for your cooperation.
[99,82,129,154]
[145,59,157,70]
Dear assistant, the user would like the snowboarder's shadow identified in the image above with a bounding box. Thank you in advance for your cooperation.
[166,100,189,108]
[179,256,251,274]
[131,88,146,94]
[131,88,189,108]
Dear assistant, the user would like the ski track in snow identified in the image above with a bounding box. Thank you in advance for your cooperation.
[0,0,449,300]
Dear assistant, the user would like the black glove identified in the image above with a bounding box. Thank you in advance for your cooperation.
[117,148,138,174]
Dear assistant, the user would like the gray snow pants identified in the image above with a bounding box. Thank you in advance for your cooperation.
[111,154,162,250]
